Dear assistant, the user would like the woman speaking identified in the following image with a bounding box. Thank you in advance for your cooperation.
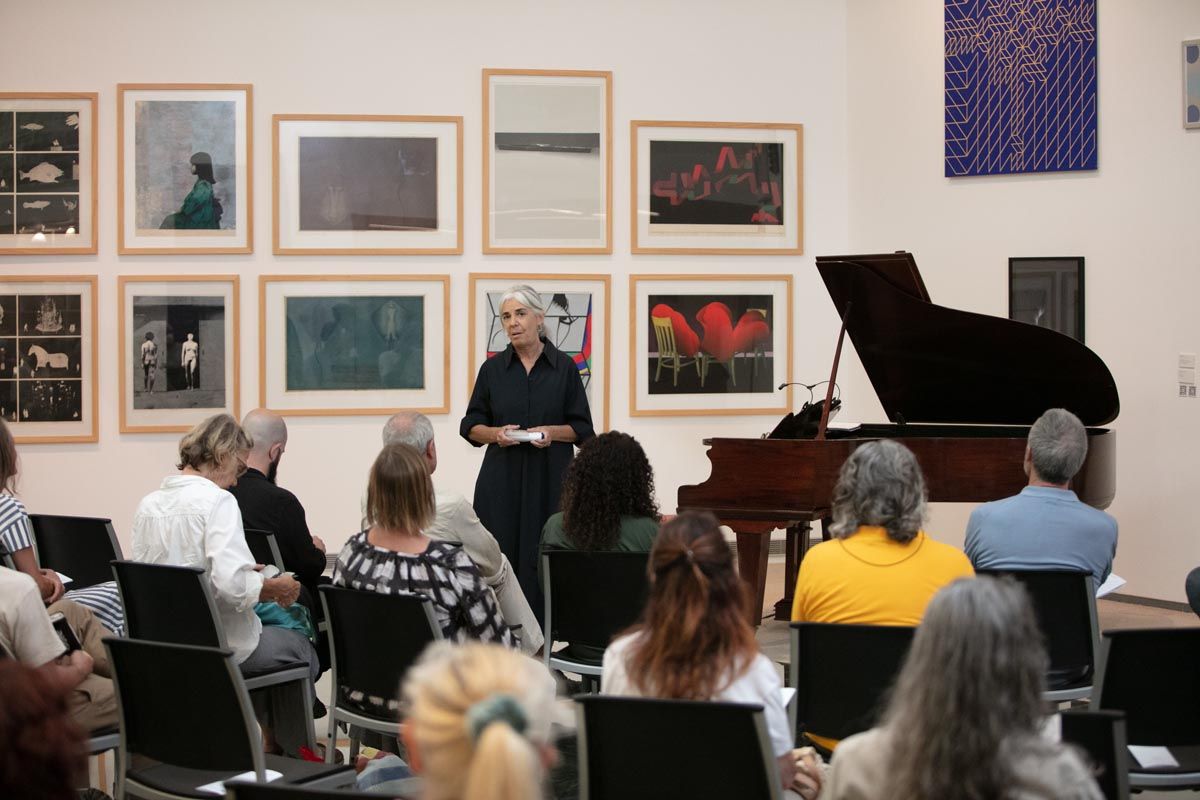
[461,284,594,612]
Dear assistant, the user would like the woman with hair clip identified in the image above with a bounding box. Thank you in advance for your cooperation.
[602,511,823,799]
[397,640,562,800]
[822,576,1102,799]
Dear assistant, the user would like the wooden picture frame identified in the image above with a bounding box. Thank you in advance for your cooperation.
[273,114,463,255]
[1008,257,1084,343]
[630,120,803,255]
[630,274,792,416]
[468,273,611,431]
[483,69,612,254]
[0,275,98,443]
[118,275,240,433]
[259,275,450,416]
[0,93,98,254]
[117,83,252,254]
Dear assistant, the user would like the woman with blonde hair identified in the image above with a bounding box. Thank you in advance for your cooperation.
[399,640,560,800]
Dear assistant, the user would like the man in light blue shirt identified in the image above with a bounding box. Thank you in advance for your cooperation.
[965,408,1117,591]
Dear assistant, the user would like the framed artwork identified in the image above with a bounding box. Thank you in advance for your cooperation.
[118,275,239,433]
[483,69,612,254]
[468,274,610,431]
[630,121,803,255]
[273,114,463,255]
[630,275,792,416]
[0,276,97,443]
[1008,257,1084,343]
[118,83,252,254]
[945,0,1097,176]
[0,93,97,254]
[1185,39,1200,129]
[259,275,449,416]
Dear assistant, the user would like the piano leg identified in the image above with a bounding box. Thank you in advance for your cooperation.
[773,522,810,621]
[734,529,772,626]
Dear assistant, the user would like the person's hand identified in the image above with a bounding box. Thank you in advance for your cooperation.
[311,534,327,554]
[527,426,552,448]
[38,568,65,604]
[791,746,824,799]
[262,574,301,607]
[61,648,94,678]
[496,424,520,447]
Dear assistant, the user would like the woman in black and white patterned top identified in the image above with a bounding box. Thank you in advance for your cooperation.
[333,443,517,649]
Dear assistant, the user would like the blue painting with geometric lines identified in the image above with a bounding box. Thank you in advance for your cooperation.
[945,0,1097,177]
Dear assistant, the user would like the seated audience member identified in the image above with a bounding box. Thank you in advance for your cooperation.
[0,659,89,800]
[132,413,315,755]
[1188,566,1200,620]
[822,577,1103,800]
[791,439,974,626]
[394,640,562,800]
[0,566,116,733]
[965,408,1118,591]
[333,442,516,654]
[0,417,125,635]
[382,411,542,654]
[602,512,822,799]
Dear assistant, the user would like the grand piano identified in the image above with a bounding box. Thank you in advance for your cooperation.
[677,252,1119,623]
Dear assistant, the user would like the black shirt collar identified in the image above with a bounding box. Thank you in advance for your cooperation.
[502,336,558,370]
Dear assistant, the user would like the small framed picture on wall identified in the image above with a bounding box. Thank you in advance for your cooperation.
[1008,257,1084,343]
[1185,39,1200,129]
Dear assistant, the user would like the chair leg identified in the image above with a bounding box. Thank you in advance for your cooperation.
[326,711,338,764]
[348,729,361,762]
[654,355,663,382]
[672,357,679,387]
[728,358,736,387]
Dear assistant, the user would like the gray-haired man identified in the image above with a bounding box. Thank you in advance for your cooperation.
[965,408,1118,591]
[382,412,543,654]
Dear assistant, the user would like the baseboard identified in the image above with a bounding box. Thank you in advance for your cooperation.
[1102,592,1191,613]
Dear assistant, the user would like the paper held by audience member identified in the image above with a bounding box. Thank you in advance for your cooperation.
[1128,745,1179,769]
[56,571,72,586]
[1095,573,1126,598]
[197,770,283,794]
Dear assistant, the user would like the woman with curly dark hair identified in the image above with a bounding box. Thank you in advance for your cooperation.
[539,430,660,576]
[0,659,88,799]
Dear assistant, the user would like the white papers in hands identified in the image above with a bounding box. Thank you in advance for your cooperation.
[196,769,283,794]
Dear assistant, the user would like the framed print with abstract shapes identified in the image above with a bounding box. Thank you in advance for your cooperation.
[1185,39,1200,129]
[0,276,97,443]
[483,69,612,254]
[0,93,97,254]
[468,274,610,431]
[118,84,252,254]
[631,121,803,255]
[630,274,792,416]
[259,275,449,416]
[273,114,463,255]
[1008,257,1084,343]
[119,275,239,433]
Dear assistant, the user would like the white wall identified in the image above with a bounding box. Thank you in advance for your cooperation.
[845,0,1200,600]
[1,1,850,558]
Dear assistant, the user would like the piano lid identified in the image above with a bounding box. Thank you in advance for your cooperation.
[815,253,1119,427]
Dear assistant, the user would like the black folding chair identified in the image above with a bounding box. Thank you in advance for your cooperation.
[243,528,285,571]
[977,568,1098,701]
[1093,627,1200,790]
[1060,709,1130,800]
[225,785,421,800]
[576,695,780,800]
[104,638,352,799]
[28,514,122,589]
[789,622,914,752]
[318,585,442,763]
[541,549,650,689]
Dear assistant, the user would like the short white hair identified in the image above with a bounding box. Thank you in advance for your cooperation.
[499,285,546,317]
[382,411,434,450]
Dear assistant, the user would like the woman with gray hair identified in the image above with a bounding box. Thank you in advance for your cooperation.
[821,576,1103,799]
[460,284,594,613]
[790,439,973,750]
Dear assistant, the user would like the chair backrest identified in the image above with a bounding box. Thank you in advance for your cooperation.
[790,622,915,743]
[104,637,262,775]
[542,550,650,650]
[243,527,284,571]
[977,568,1098,688]
[1094,627,1200,746]
[28,514,122,590]
[650,314,677,357]
[1060,709,1130,800]
[319,585,442,722]
[110,559,224,648]
[576,695,780,800]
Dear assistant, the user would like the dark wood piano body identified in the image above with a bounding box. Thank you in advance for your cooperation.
[678,253,1119,623]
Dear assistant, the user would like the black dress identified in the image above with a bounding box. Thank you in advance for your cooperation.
[460,337,594,608]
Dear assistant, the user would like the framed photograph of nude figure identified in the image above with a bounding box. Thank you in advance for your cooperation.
[0,93,98,254]
[118,275,240,433]
[117,84,252,254]
[0,276,98,444]
[259,275,449,416]
[1008,257,1084,343]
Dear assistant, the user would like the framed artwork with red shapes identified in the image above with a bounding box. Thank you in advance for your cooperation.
[469,274,610,432]
[630,274,792,416]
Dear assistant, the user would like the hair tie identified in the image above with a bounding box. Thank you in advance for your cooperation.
[465,694,528,742]
[685,548,695,563]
